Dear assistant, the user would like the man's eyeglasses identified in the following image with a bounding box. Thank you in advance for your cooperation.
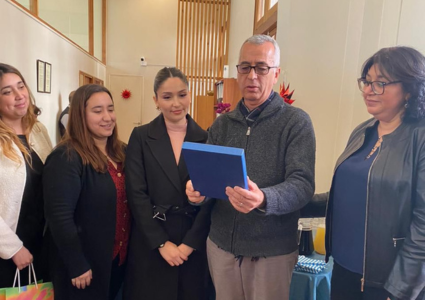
[357,78,402,95]
[236,64,278,75]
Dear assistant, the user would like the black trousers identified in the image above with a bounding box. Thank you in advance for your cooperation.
[331,261,390,300]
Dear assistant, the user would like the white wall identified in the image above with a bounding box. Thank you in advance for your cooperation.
[107,0,179,125]
[275,0,425,192]
[275,0,367,192]
[0,0,106,144]
[38,0,89,52]
[398,0,425,52]
[227,0,255,78]
[94,0,103,60]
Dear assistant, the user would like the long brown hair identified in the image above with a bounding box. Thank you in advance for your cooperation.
[0,63,38,164]
[61,84,125,172]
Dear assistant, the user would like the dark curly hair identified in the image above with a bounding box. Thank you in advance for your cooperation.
[360,46,425,122]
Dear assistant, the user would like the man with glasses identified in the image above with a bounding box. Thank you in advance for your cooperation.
[187,35,315,300]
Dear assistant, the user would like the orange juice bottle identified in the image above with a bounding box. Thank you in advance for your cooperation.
[314,224,326,255]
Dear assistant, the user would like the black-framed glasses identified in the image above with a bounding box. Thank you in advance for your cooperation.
[357,78,402,95]
[236,64,278,75]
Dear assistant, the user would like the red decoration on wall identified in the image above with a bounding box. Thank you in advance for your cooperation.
[279,83,295,105]
[121,89,131,99]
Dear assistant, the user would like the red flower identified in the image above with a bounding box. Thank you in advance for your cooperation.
[279,83,295,105]
[121,89,131,99]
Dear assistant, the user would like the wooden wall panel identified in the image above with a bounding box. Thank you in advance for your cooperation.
[194,95,215,130]
[176,0,231,116]
[88,0,94,55]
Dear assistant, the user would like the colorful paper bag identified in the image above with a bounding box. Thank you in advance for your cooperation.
[0,282,54,300]
[0,264,54,300]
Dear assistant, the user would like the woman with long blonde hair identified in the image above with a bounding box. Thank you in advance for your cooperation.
[0,63,52,287]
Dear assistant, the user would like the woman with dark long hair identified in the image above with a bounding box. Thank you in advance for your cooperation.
[43,84,129,300]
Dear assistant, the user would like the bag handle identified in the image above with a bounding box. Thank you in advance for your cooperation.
[13,263,38,293]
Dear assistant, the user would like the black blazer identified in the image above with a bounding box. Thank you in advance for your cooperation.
[124,114,212,300]
[43,145,118,300]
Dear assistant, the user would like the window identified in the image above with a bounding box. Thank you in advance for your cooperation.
[270,0,278,8]
[14,0,30,10]
[79,71,104,86]
[254,0,277,36]
[9,0,106,63]
[39,0,89,51]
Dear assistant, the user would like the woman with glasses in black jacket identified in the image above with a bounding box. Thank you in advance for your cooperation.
[304,46,425,300]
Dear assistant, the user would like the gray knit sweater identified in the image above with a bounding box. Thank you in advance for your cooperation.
[207,93,316,257]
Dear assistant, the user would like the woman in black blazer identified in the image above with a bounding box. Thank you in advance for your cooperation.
[43,84,129,300]
[124,67,212,300]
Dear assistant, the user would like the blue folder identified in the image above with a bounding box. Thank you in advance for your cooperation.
[182,142,248,200]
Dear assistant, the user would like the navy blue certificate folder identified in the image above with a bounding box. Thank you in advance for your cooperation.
[182,142,248,200]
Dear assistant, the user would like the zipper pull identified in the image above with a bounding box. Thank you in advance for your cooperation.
[246,127,251,136]
[361,278,365,292]
[394,239,397,247]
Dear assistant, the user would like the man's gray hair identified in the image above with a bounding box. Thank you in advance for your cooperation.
[241,35,280,66]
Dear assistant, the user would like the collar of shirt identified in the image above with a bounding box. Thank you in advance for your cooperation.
[239,91,275,127]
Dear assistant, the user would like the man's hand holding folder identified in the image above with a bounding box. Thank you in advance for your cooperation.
[186,177,266,214]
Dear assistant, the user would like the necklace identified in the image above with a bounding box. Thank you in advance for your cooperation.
[365,136,383,159]
[105,154,122,176]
